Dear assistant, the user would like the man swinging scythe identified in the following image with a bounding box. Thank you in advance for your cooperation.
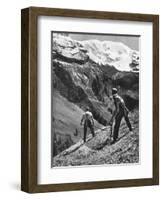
[108,88,133,144]
[80,107,95,143]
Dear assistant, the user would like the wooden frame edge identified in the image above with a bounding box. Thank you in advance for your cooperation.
[21,8,30,193]
[28,6,158,21]
[29,178,155,193]
[21,7,38,193]
[152,15,159,185]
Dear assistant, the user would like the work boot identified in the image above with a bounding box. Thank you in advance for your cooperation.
[111,138,117,145]
[130,131,134,135]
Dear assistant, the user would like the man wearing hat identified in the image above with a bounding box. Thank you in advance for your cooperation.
[109,88,133,143]
[80,107,95,142]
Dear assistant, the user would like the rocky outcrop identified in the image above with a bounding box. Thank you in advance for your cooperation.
[53,34,89,64]
[53,34,140,72]
[129,51,139,72]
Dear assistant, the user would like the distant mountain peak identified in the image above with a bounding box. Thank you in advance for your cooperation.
[53,34,139,72]
[81,39,139,72]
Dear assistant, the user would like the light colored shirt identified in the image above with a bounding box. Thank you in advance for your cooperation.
[109,94,128,124]
[113,94,125,110]
[81,111,94,124]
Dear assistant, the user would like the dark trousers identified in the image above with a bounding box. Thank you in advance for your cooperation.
[84,120,95,142]
[113,110,132,141]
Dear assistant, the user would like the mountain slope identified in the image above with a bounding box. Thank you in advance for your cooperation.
[53,110,139,166]
[52,91,103,156]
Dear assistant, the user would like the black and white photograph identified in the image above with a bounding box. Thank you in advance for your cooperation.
[51,32,140,167]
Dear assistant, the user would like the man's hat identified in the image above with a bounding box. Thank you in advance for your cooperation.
[112,88,118,95]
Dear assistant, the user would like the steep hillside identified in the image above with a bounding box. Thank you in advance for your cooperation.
[53,110,139,166]
[52,91,103,156]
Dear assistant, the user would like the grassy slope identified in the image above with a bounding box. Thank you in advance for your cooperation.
[53,110,139,167]
[52,91,103,144]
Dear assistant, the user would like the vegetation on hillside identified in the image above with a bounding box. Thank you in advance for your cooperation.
[53,110,139,166]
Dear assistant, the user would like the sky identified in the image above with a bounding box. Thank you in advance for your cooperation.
[69,33,140,51]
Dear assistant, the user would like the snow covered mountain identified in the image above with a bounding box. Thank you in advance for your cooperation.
[53,33,139,72]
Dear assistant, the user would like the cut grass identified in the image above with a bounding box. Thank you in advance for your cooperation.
[53,109,139,167]
[52,91,103,155]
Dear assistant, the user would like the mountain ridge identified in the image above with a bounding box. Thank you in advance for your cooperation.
[53,33,139,72]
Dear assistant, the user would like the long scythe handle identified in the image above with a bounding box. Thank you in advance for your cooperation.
[110,124,113,138]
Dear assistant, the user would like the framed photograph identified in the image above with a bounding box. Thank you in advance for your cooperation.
[21,7,159,193]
